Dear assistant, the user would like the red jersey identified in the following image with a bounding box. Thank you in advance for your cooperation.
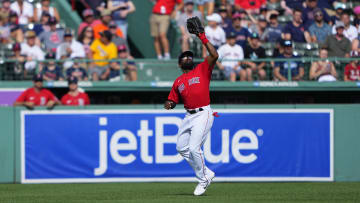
[152,0,182,15]
[168,59,214,109]
[15,87,56,106]
[61,92,90,106]
[235,0,265,10]
[344,63,360,81]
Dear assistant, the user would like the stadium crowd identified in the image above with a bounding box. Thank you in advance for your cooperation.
[1,0,360,84]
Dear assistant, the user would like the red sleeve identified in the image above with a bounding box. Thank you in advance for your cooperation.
[15,89,29,102]
[168,81,180,104]
[45,89,56,101]
[61,94,68,105]
[84,93,90,105]
[176,0,182,4]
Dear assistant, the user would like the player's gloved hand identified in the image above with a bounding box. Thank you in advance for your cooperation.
[187,16,208,44]
[187,16,204,36]
[164,100,176,110]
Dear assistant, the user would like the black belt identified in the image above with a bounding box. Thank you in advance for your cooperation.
[187,108,203,114]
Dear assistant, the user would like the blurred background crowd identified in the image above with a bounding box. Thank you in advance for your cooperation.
[1,0,360,82]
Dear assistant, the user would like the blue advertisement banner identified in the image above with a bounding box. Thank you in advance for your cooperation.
[21,109,333,183]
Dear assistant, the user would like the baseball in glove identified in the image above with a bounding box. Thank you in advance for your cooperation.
[187,16,204,36]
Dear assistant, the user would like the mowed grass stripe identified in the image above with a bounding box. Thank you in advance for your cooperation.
[0,182,359,203]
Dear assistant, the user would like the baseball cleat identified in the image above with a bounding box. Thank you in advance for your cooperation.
[194,171,215,196]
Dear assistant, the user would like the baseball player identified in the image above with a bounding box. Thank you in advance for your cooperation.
[164,16,219,196]
[14,74,58,109]
[61,77,90,106]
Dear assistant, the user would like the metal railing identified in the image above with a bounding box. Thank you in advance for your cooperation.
[0,57,358,82]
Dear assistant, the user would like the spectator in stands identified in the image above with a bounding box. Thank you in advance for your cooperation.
[308,8,332,43]
[93,9,123,39]
[61,76,90,106]
[41,52,64,81]
[302,0,330,29]
[177,0,202,52]
[150,0,183,60]
[33,0,60,23]
[10,0,34,26]
[309,48,337,82]
[225,12,250,48]
[353,6,360,28]
[332,13,358,43]
[330,2,345,25]
[21,30,45,76]
[8,12,24,43]
[282,8,311,43]
[203,13,225,57]
[280,0,304,15]
[109,21,129,50]
[14,74,58,109]
[102,44,137,81]
[261,14,282,42]
[322,21,351,57]
[107,0,136,38]
[0,0,11,17]
[8,43,25,80]
[273,40,304,81]
[234,0,266,14]
[56,28,86,69]
[78,9,101,34]
[243,33,266,80]
[344,51,360,81]
[198,0,215,17]
[66,58,89,81]
[38,17,64,52]
[0,13,10,44]
[218,5,231,31]
[89,30,118,81]
[77,26,94,58]
[33,11,51,35]
[216,32,245,82]
[248,15,267,40]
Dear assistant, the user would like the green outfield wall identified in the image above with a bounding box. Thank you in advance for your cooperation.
[1,104,360,183]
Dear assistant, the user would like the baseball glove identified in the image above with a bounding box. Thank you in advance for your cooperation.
[187,16,204,36]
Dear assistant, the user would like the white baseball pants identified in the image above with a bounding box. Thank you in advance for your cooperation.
[176,105,214,183]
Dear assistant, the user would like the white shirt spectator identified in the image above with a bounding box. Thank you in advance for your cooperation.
[21,43,45,70]
[10,1,34,24]
[332,24,358,41]
[217,43,244,68]
[56,40,86,69]
[205,26,226,48]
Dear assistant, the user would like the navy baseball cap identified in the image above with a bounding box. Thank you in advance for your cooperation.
[33,74,43,82]
[64,28,73,37]
[250,32,259,39]
[226,31,236,39]
[178,51,193,64]
[48,16,57,25]
[68,76,78,84]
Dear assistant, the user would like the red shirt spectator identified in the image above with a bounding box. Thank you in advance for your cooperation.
[14,74,58,109]
[344,63,360,81]
[234,0,266,10]
[61,77,90,106]
[152,0,182,15]
[78,9,101,34]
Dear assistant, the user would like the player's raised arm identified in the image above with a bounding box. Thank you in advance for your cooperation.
[187,17,218,67]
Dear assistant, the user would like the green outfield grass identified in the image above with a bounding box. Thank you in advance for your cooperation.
[0,182,359,203]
